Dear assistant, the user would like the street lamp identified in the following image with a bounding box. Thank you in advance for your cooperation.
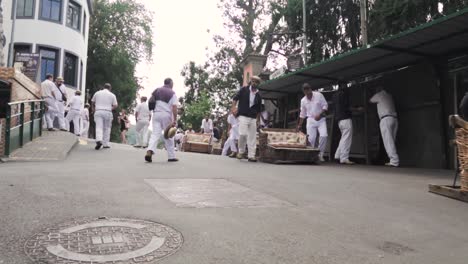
[302,0,307,64]
[0,0,5,67]
[7,0,17,67]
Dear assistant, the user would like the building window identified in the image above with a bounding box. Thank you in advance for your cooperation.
[13,44,32,62]
[64,53,78,87]
[67,1,81,30]
[82,12,87,36]
[40,0,62,22]
[16,0,35,18]
[39,48,58,81]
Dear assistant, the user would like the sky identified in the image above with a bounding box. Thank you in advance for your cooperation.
[135,0,225,98]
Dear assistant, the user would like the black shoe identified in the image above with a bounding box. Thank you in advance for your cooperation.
[168,158,179,162]
[47,128,56,131]
[145,150,153,162]
[95,141,102,150]
[103,146,110,149]
[133,145,141,148]
[59,128,68,132]
[248,158,257,162]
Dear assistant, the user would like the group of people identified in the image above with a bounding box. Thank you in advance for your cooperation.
[42,73,399,167]
[41,74,90,138]
[217,76,399,166]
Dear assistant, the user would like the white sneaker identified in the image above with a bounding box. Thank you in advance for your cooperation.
[341,160,355,165]
[385,162,399,167]
[318,155,325,162]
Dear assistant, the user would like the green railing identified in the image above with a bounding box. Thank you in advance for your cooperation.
[4,100,45,156]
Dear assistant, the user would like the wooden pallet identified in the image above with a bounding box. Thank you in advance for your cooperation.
[428,184,468,203]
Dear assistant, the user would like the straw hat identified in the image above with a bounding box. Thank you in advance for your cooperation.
[250,75,262,83]
[56,77,64,82]
[164,125,177,139]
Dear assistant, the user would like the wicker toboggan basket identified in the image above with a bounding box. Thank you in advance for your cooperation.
[451,115,468,192]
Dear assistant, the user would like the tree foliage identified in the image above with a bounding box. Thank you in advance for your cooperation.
[180,0,290,126]
[86,0,153,141]
[179,91,214,131]
[369,0,468,42]
[284,0,361,64]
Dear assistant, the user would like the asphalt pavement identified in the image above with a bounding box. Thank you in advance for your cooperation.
[0,141,467,264]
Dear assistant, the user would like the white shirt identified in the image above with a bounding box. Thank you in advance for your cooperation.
[54,84,67,102]
[81,108,89,121]
[227,114,238,128]
[135,102,151,121]
[249,86,258,108]
[299,92,328,120]
[69,95,83,111]
[174,132,184,141]
[154,94,178,114]
[40,79,57,98]
[201,118,213,133]
[91,89,118,111]
[370,90,397,119]
[260,111,269,126]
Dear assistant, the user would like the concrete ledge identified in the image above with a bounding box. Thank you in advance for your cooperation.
[4,131,78,162]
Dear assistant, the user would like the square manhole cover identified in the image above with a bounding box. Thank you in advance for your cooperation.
[145,179,292,208]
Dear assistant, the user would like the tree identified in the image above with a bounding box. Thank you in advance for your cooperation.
[179,1,290,124]
[369,0,468,42]
[179,91,214,131]
[86,0,153,141]
[284,0,361,64]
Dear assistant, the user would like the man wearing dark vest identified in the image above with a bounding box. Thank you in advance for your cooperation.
[145,78,179,162]
[231,75,262,162]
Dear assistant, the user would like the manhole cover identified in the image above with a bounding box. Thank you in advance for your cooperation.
[24,217,183,263]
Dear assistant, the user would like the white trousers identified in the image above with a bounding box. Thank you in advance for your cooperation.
[94,110,113,146]
[307,118,328,156]
[80,120,89,138]
[66,110,81,135]
[44,97,58,129]
[147,112,175,159]
[334,119,353,162]
[238,116,257,158]
[380,117,399,166]
[55,101,66,129]
[135,120,150,146]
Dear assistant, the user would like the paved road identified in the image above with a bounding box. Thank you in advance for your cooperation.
[1,142,467,264]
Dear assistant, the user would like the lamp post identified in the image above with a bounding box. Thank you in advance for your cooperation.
[302,0,307,64]
[360,0,368,46]
[0,0,5,67]
[7,0,17,67]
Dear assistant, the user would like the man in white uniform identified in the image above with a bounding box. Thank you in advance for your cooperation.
[91,83,118,150]
[222,113,239,157]
[259,105,271,129]
[80,104,90,138]
[296,83,329,162]
[134,96,151,148]
[370,88,399,167]
[54,77,68,131]
[40,74,59,131]
[66,90,83,136]
[174,129,184,151]
[145,78,178,162]
[201,115,213,134]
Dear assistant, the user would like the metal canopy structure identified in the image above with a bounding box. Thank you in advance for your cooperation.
[260,7,468,99]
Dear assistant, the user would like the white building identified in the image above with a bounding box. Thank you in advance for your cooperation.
[1,0,92,99]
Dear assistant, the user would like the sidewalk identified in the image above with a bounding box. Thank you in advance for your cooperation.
[3,130,78,162]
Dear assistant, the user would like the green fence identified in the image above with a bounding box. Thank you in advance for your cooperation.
[5,100,45,156]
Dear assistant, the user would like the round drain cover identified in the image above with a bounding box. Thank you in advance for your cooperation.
[24,217,183,263]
